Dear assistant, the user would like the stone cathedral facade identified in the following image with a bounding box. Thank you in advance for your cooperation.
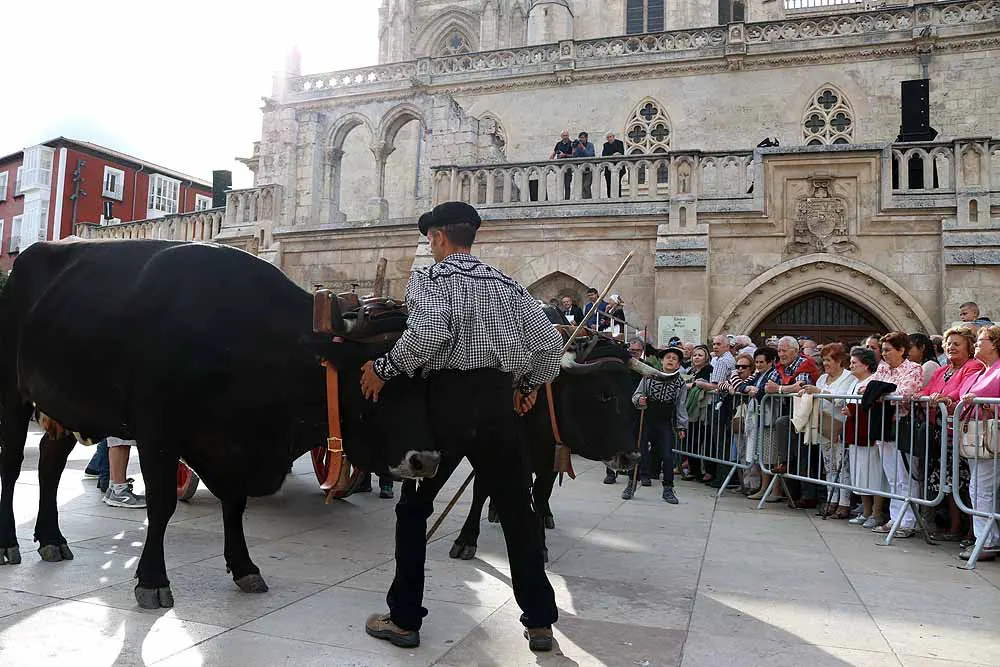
[89,0,1000,344]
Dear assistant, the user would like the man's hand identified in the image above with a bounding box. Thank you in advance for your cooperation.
[514,388,538,416]
[360,360,386,402]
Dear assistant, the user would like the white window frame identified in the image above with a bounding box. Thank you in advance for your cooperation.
[194,194,213,211]
[102,166,126,200]
[15,166,23,196]
[0,172,7,201]
[9,215,23,253]
[21,146,54,191]
[147,173,181,217]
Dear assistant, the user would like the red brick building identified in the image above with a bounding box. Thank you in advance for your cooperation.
[0,138,213,272]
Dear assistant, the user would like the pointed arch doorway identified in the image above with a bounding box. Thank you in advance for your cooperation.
[526,271,589,308]
[755,291,888,347]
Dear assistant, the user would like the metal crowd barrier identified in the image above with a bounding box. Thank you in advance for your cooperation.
[951,397,1000,570]
[671,390,756,498]
[754,393,948,546]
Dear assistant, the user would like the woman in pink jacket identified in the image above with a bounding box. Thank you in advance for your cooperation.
[956,325,1000,561]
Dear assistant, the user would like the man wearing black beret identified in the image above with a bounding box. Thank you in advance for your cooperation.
[360,200,562,653]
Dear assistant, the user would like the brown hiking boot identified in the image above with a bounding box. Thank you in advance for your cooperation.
[524,626,554,652]
[365,612,420,648]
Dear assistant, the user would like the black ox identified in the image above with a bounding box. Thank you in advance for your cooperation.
[448,310,670,562]
[0,239,441,609]
[0,239,641,609]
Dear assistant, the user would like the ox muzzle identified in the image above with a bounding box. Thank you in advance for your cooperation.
[390,450,443,479]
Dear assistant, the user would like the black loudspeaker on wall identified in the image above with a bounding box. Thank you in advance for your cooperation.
[897,79,938,142]
[212,170,232,209]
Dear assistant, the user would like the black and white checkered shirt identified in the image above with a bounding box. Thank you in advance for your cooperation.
[372,253,563,390]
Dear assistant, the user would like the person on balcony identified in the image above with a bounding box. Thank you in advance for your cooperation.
[602,132,625,197]
[573,132,595,199]
[550,131,575,200]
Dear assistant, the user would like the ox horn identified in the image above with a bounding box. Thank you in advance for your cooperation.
[561,352,625,374]
[627,357,681,380]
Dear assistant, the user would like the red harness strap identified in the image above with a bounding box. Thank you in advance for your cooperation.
[319,359,351,502]
[545,383,576,483]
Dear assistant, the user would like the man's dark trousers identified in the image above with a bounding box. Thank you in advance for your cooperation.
[386,368,558,632]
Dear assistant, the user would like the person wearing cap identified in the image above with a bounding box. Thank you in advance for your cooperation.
[360,201,561,653]
[624,346,688,503]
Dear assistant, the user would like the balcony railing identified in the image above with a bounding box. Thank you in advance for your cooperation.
[431,152,755,207]
[77,184,283,243]
[287,1,999,100]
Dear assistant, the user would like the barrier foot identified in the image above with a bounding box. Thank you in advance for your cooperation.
[875,502,910,547]
[755,476,780,511]
[957,531,993,571]
[715,467,737,499]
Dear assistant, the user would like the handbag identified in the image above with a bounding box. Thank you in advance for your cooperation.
[896,412,936,460]
[958,417,998,460]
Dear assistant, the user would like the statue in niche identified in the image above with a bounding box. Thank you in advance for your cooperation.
[677,161,691,194]
[786,176,858,255]
[962,147,981,187]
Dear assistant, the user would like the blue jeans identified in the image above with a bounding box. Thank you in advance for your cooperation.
[87,440,110,487]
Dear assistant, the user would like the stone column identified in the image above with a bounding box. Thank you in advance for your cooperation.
[368,141,395,221]
[327,147,347,224]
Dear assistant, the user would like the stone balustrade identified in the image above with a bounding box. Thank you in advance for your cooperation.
[892,139,1000,193]
[77,184,283,243]
[78,209,225,242]
[287,1,999,100]
[432,152,755,207]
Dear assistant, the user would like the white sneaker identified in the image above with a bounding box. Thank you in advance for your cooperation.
[849,514,870,525]
[104,486,146,508]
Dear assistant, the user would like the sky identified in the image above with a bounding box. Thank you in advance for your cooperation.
[3,0,383,188]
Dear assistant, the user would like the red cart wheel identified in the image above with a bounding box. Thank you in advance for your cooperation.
[310,446,366,498]
[177,461,200,502]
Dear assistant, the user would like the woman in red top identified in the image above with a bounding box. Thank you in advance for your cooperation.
[921,326,984,541]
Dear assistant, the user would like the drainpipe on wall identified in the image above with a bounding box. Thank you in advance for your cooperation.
[131,164,145,221]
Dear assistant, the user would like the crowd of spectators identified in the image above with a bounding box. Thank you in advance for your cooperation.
[608,300,1000,563]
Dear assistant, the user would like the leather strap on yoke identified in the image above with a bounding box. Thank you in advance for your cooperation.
[320,360,351,502]
[546,383,576,484]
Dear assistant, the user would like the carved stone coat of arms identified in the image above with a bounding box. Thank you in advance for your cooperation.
[786,176,858,255]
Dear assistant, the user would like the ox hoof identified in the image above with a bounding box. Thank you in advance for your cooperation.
[487,506,499,524]
[0,546,21,565]
[135,585,174,609]
[449,542,477,560]
[38,544,71,562]
[543,516,555,530]
[235,574,269,594]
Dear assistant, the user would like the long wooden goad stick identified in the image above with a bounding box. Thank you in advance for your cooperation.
[561,250,636,354]
[423,250,636,542]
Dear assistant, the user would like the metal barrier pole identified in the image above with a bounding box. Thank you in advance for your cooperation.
[952,397,1000,570]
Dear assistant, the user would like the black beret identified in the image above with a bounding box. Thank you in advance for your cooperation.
[418,201,482,235]
[660,346,685,362]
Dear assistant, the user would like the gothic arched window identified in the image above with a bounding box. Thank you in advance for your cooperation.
[438,29,471,56]
[624,98,671,155]
[626,0,665,34]
[624,98,671,184]
[802,85,855,146]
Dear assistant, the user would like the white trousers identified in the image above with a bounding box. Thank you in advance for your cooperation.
[878,441,919,529]
[822,439,851,507]
[968,457,1000,548]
